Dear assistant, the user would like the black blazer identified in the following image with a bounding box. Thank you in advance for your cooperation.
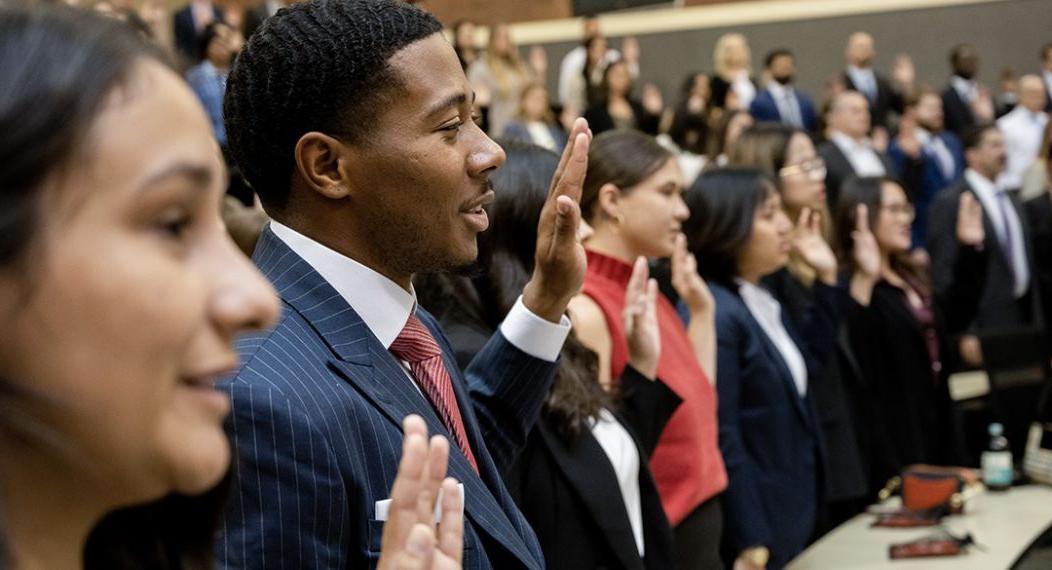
[710,74,759,110]
[1025,192,1052,329]
[844,246,985,494]
[763,271,868,507]
[942,84,977,138]
[816,139,896,208]
[507,368,682,570]
[842,70,903,131]
[927,180,1044,331]
[584,99,660,136]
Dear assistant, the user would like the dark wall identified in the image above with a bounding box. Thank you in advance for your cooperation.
[533,0,1052,111]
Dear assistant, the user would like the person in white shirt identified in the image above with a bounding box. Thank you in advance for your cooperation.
[841,31,909,132]
[818,90,892,206]
[997,74,1049,190]
[941,43,995,137]
[710,32,756,111]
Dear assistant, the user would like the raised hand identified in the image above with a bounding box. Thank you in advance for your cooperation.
[377,416,463,570]
[956,191,985,247]
[623,256,660,380]
[972,85,995,123]
[528,45,548,78]
[852,204,881,280]
[671,233,713,316]
[895,112,922,159]
[621,36,640,65]
[522,118,592,323]
[641,83,664,115]
[891,53,915,88]
[791,208,838,285]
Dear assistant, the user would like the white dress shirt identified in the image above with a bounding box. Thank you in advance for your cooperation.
[767,81,803,128]
[731,69,756,111]
[997,105,1049,190]
[964,169,1030,298]
[847,65,877,102]
[737,280,808,396]
[269,221,571,362]
[590,408,644,556]
[951,75,978,105]
[830,131,887,177]
[525,121,558,151]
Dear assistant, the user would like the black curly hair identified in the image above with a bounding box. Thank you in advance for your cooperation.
[223,0,443,212]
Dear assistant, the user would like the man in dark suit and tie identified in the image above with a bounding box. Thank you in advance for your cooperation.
[941,44,995,138]
[749,48,818,133]
[215,1,591,568]
[928,124,1043,366]
[841,31,907,133]
[889,88,965,248]
[817,91,896,207]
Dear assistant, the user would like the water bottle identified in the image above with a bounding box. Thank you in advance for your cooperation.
[982,422,1013,491]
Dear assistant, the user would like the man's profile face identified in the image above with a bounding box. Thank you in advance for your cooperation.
[341,33,506,276]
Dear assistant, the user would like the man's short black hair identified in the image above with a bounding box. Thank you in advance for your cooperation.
[764,48,793,69]
[961,123,996,150]
[223,0,443,212]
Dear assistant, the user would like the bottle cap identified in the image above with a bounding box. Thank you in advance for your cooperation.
[989,423,1004,436]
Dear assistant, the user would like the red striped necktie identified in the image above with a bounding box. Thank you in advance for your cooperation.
[390,313,479,473]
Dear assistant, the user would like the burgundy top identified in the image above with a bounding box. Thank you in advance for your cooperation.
[581,249,727,525]
[899,274,942,382]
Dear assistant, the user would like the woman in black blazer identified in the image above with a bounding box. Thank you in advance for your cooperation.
[682,168,878,569]
[584,59,662,136]
[833,176,987,495]
[417,140,682,570]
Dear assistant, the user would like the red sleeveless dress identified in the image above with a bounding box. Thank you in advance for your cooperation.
[582,249,727,525]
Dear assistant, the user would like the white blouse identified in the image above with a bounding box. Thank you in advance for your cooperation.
[590,408,644,556]
[737,280,808,397]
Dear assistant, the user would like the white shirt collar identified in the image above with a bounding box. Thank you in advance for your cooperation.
[951,75,976,100]
[965,168,999,200]
[831,130,869,151]
[735,279,808,396]
[269,221,416,348]
[767,81,792,98]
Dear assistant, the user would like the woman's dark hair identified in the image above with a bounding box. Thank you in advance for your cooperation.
[834,176,928,288]
[580,130,673,223]
[706,108,749,160]
[682,167,776,286]
[0,6,220,568]
[416,140,611,440]
[223,0,443,212]
[598,58,632,101]
[196,19,228,62]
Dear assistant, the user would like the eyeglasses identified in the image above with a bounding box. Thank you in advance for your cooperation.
[880,203,915,217]
[778,158,827,182]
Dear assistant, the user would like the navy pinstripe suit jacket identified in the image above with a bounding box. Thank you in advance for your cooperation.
[216,227,554,569]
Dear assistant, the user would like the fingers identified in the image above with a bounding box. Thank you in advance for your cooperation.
[796,207,812,233]
[415,435,449,524]
[671,233,688,276]
[552,131,591,204]
[625,256,649,304]
[856,204,870,234]
[645,278,658,315]
[437,478,464,564]
[550,119,591,197]
[809,208,823,235]
[550,195,582,258]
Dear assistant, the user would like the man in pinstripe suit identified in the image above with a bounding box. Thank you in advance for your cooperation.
[216,0,592,567]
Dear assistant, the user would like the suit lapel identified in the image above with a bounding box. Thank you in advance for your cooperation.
[253,227,541,569]
[537,421,645,570]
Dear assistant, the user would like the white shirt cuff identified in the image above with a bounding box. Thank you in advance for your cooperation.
[499,296,572,363]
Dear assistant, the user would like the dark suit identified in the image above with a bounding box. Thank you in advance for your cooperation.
[942,84,978,138]
[927,179,1043,331]
[842,70,903,131]
[1025,193,1052,330]
[507,368,681,570]
[711,281,838,569]
[501,121,569,153]
[749,87,818,133]
[817,138,895,209]
[888,130,965,248]
[172,3,223,63]
[217,227,555,569]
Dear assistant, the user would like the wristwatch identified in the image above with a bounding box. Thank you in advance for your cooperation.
[740,546,770,568]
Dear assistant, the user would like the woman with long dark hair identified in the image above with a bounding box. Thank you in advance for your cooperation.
[0,6,461,569]
[570,130,725,569]
[683,167,875,569]
[833,176,986,494]
[583,59,663,136]
[418,139,682,570]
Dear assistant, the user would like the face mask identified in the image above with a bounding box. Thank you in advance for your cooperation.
[773,74,794,86]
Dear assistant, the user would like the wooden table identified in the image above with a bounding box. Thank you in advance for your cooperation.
[788,485,1052,569]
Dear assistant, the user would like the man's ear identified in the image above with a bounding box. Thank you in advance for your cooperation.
[294,132,355,200]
